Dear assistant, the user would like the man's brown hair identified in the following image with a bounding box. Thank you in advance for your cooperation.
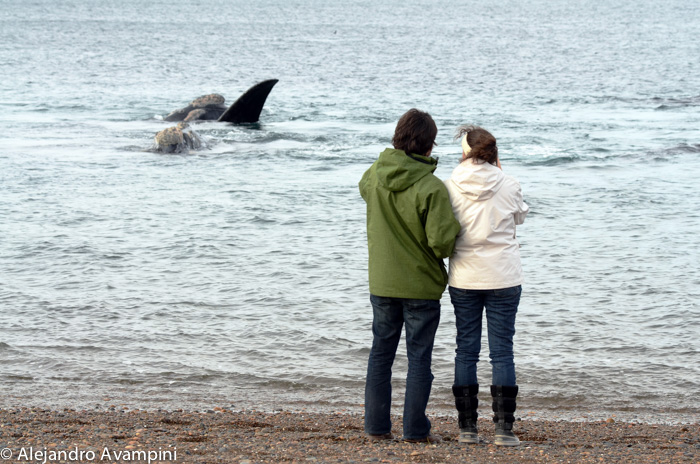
[392,109,438,157]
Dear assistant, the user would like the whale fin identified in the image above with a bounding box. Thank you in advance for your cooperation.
[218,79,278,123]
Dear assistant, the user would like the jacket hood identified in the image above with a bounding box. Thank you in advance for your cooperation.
[375,148,437,192]
[448,159,505,201]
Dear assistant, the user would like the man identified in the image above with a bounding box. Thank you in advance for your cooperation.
[359,108,461,443]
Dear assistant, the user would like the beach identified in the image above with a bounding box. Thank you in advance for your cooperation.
[1,407,697,463]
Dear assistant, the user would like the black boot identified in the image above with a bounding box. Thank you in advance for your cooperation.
[491,385,520,446]
[452,384,479,444]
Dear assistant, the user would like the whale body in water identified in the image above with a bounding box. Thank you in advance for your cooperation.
[164,79,278,123]
[153,79,278,153]
[153,122,204,154]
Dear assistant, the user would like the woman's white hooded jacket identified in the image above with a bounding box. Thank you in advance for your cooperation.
[444,159,529,290]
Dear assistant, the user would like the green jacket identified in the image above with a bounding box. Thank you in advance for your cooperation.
[359,148,461,300]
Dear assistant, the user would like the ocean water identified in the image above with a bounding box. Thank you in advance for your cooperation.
[1,0,699,423]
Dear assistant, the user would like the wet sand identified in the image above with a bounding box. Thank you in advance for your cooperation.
[0,407,697,463]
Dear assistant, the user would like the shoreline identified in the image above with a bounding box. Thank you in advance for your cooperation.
[2,393,697,426]
[1,407,697,463]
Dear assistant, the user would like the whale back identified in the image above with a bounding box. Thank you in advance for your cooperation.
[164,105,194,122]
[164,93,228,122]
[218,79,279,123]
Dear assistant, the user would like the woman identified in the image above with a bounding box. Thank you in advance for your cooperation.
[444,125,529,446]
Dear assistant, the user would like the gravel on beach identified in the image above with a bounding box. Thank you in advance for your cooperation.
[0,407,697,463]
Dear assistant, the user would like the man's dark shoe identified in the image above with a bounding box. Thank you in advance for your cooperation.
[403,434,442,444]
[368,433,393,441]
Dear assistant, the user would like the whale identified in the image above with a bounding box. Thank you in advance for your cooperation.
[153,122,204,154]
[164,79,278,123]
[153,79,278,153]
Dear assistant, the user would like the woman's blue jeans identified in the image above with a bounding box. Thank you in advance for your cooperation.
[364,294,440,440]
[449,285,521,387]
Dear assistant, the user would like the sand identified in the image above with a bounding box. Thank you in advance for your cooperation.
[0,407,697,463]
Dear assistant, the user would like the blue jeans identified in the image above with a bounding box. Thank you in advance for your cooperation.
[449,285,521,387]
[364,295,441,440]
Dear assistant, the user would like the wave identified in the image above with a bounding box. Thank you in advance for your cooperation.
[517,143,700,166]
[3,374,34,381]
[574,95,700,110]
[654,95,700,110]
[518,154,581,166]
[251,215,277,224]
[643,143,700,161]
[665,143,700,154]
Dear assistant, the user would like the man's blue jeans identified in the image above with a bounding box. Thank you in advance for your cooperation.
[449,285,521,387]
[364,295,440,440]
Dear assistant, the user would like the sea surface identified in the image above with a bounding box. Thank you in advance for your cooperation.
[1,0,699,423]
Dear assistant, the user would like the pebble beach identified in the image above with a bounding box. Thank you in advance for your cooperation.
[1,408,697,463]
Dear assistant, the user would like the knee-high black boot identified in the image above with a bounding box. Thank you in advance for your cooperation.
[452,384,479,444]
[491,385,520,446]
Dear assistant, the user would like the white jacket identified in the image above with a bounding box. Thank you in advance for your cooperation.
[444,159,529,290]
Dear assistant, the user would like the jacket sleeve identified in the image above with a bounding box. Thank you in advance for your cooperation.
[359,169,369,202]
[424,182,461,259]
[513,183,529,225]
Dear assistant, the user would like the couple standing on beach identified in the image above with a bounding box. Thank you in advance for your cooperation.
[359,109,529,446]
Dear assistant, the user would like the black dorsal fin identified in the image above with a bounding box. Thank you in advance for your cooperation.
[217,79,279,123]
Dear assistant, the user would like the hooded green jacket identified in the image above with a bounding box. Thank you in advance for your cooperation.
[359,148,461,300]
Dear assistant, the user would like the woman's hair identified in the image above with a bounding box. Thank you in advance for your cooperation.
[392,109,438,157]
[455,125,498,165]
